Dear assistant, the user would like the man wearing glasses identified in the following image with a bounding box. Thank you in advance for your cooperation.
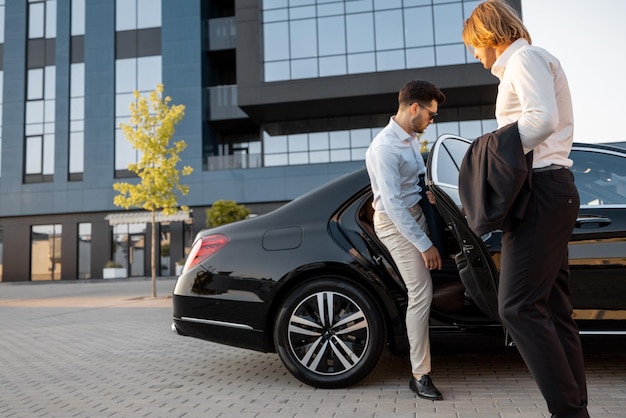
[365,80,445,400]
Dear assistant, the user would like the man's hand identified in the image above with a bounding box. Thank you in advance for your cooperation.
[422,245,442,270]
[425,190,436,205]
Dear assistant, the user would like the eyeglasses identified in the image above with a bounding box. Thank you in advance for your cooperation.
[417,103,438,120]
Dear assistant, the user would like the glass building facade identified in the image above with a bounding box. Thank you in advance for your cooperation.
[0,0,520,282]
[262,0,481,81]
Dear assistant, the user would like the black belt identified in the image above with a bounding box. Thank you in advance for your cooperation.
[532,164,568,172]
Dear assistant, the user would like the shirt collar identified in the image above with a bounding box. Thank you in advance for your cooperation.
[491,38,529,79]
[390,116,417,142]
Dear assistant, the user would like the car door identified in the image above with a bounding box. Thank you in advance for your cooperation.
[568,145,626,320]
[426,135,501,322]
[428,137,626,328]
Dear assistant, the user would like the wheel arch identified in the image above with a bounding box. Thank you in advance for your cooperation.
[265,261,407,354]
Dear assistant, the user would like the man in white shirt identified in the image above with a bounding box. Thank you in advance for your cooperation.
[462,1,588,417]
[365,80,446,400]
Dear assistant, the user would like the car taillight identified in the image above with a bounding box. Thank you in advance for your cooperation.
[182,234,230,272]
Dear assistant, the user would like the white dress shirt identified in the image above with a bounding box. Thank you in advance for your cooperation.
[491,38,574,168]
[365,117,432,252]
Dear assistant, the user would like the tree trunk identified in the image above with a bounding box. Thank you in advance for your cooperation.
[151,210,157,298]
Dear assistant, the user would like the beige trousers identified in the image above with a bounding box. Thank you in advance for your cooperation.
[374,205,432,377]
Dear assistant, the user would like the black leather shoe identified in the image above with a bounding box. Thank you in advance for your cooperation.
[409,375,443,400]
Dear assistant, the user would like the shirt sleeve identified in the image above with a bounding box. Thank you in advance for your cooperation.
[369,144,433,253]
[510,49,559,151]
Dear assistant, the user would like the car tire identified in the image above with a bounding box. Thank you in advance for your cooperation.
[274,278,386,388]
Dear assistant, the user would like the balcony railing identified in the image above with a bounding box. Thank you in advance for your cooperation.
[206,85,248,120]
[206,153,262,171]
[207,17,236,50]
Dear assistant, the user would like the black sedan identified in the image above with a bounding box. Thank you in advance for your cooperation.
[172,136,626,388]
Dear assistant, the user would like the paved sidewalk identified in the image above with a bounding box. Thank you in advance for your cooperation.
[1,279,625,417]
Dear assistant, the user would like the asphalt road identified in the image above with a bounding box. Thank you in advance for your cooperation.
[1,278,624,417]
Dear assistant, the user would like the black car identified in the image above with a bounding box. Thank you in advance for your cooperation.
[172,136,626,388]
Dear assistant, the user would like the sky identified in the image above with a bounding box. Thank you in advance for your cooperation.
[520,0,626,144]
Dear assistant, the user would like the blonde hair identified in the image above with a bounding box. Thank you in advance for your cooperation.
[462,0,531,48]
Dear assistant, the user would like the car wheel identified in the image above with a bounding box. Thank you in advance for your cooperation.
[274,278,385,388]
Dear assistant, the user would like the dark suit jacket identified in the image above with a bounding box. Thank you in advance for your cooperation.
[458,122,533,236]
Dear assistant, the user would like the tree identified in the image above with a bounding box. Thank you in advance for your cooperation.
[113,84,193,298]
[205,200,251,228]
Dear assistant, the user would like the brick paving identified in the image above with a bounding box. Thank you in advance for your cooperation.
[0,278,624,417]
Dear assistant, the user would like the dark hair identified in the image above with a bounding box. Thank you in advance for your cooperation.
[398,80,446,107]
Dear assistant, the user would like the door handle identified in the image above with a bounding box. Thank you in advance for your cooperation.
[575,215,612,229]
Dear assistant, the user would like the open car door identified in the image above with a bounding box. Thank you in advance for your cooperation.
[426,135,501,322]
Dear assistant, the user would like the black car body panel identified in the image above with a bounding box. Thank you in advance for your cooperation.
[172,136,626,387]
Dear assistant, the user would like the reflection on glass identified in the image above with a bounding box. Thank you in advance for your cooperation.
[25,136,43,174]
[347,52,375,74]
[375,9,403,50]
[262,1,480,81]
[28,2,45,38]
[406,46,435,68]
[30,224,62,281]
[116,59,137,93]
[346,13,374,53]
[289,152,308,165]
[376,50,405,72]
[43,133,54,174]
[45,0,56,38]
[404,7,434,48]
[291,58,318,79]
[137,56,161,91]
[264,22,289,61]
[319,56,347,77]
[137,0,161,29]
[69,131,84,173]
[27,69,44,100]
[318,16,346,55]
[116,0,137,31]
[290,19,317,59]
[78,223,91,279]
[435,44,466,66]
[70,63,85,96]
[262,119,497,167]
[71,0,86,35]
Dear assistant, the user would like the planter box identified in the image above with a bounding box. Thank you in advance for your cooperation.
[103,267,126,279]
[175,265,184,276]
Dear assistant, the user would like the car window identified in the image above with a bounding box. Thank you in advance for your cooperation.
[434,136,469,187]
[571,149,626,206]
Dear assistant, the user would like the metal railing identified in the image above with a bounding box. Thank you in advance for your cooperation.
[206,153,262,171]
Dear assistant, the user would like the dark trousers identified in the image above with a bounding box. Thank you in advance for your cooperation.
[498,168,589,418]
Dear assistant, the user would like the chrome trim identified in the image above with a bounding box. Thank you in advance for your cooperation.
[579,330,626,336]
[180,316,253,330]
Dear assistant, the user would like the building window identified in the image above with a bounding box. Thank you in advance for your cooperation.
[0,71,3,176]
[1,0,5,176]
[68,0,85,181]
[114,56,162,173]
[262,0,480,82]
[160,223,170,276]
[71,0,85,36]
[69,63,84,180]
[25,134,54,181]
[78,223,91,279]
[183,221,194,258]
[261,117,497,167]
[114,0,162,175]
[31,224,62,281]
[0,227,3,282]
[25,0,56,183]
[116,0,161,31]
[111,223,146,277]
